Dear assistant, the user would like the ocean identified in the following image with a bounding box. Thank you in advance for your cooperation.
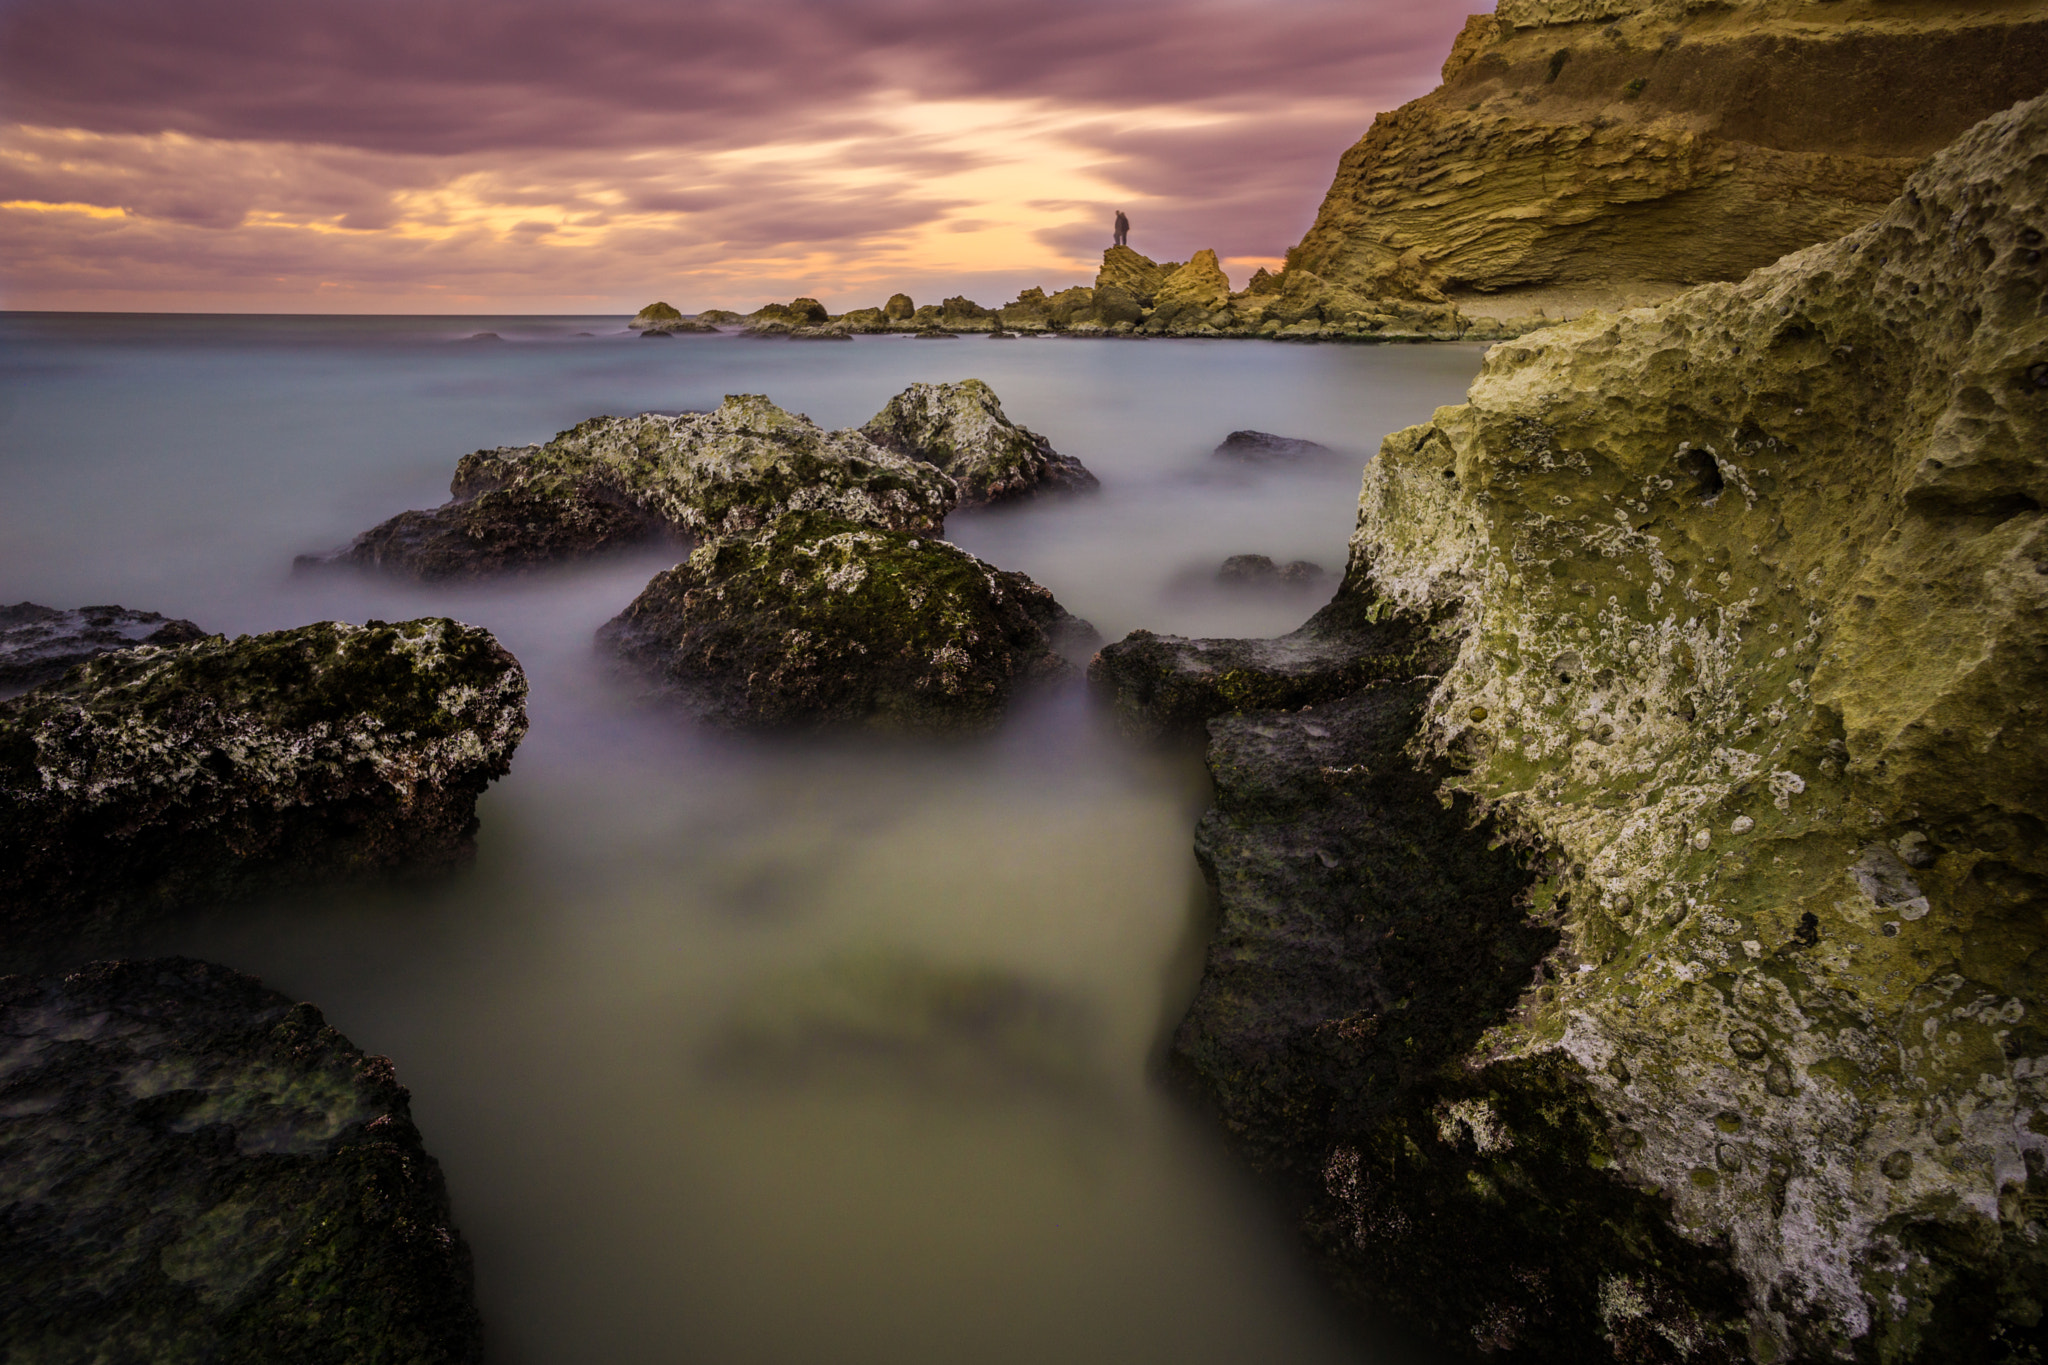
[0,312,1485,1364]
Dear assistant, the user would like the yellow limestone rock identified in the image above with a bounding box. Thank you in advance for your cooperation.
[1345,93,2048,1356]
[1288,0,2048,324]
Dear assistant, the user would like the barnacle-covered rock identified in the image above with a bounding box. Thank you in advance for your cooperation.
[859,380,1098,507]
[0,602,205,695]
[0,617,528,940]
[300,394,958,579]
[1170,95,2048,1360]
[0,957,482,1364]
[598,512,1095,732]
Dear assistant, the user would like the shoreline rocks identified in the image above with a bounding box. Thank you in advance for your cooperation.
[1213,431,1333,464]
[300,394,959,580]
[1140,93,2048,1360]
[0,603,205,695]
[0,618,528,941]
[599,511,1096,733]
[0,957,483,1363]
[859,379,1098,508]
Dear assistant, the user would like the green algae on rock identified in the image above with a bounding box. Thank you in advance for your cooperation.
[1157,94,2048,1361]
[597,511,1096,732]
[628,300,685,329]
[859,379,1098,507]
[0,618,527,941]
[0,957,482,1364]
[301,394,959,579]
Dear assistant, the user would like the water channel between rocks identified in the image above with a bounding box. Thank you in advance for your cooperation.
[0,314,1486,1365]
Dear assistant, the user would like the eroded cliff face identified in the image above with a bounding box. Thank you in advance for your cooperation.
[1318,93,2048,1358]
[1287,0,2048,326]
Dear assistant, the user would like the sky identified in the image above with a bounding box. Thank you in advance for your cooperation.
[0,0,1477,314]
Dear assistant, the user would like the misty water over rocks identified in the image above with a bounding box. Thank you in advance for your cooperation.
[0,313,1482,1365]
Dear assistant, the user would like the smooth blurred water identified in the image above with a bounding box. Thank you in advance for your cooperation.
[0,313,1483,1365]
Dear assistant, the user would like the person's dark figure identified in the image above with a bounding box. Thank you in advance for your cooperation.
[1113,210,1128,247]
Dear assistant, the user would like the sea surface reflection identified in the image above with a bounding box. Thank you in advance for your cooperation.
[0,313,1482,1364]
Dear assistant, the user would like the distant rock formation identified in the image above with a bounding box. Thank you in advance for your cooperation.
[0,958,484,1363]
[1286,0,2048,325]
[860,379,1098,507]
[0,602,204,693]
[1,618,527,939]
[598,512,1095,732]
[628,301,684,330]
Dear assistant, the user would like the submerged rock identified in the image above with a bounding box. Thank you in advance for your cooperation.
[0,618,528,940]
[598,511,1095,732]
[0,602,205,694]
[859,380,1098,507]
[0,957,482,1363]
[1216,555,1324,587]
[1170,94,2048,1360]
[709,951,1099,1096]
[301,394,958,579]
[1213,430,1333,463]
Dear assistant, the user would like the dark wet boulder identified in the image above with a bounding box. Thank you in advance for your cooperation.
[300,395,958,580]
[1087,577,1444,740]
[598,511,1096,732]
[1213,430,1333,462]
[0,602,205,694]
[860,380,1098,508]
[0,957,483,1364]
[0,618,528,941]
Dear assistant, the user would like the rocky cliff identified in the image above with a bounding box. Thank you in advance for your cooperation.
[1285,0,2048,326]
[1109,93,2048,1361]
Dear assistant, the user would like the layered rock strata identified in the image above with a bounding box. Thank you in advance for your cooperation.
[1126,94,2048,1361]
[1286,0,2048,325]
[0,618,527,940]
[859,379,1099,507]
[599,511,1095,732]
[0,957,482,1364]
[0,602,205,695]
[302,394,958,579]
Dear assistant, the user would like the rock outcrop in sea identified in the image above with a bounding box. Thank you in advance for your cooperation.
[0,957,483,1363]
[859,379,1099,507]
[0,602,205,694]
[300,394,960,579]
[1104,93,2048,1361]
[598,511,1096,733]
[0,617,528,941]
[1284,0,2048,329]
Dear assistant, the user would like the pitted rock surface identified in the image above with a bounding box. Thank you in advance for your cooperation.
[599,512,1095,733]
[303,394,958,579]
[0,957,482,1364]
[860,380,1098,507]
[0,617,527,940]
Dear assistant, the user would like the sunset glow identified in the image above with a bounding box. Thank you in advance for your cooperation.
[0,0,1472,312]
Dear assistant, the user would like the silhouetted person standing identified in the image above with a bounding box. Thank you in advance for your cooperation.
[1113,210,1128,247]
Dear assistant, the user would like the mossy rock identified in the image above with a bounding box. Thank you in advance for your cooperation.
[0,957,483,1364]
[302,395,958,580]
[628,300,684,330]
[0,618,527,941]
[860,379,1099,507]
[597,511,1096,732]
